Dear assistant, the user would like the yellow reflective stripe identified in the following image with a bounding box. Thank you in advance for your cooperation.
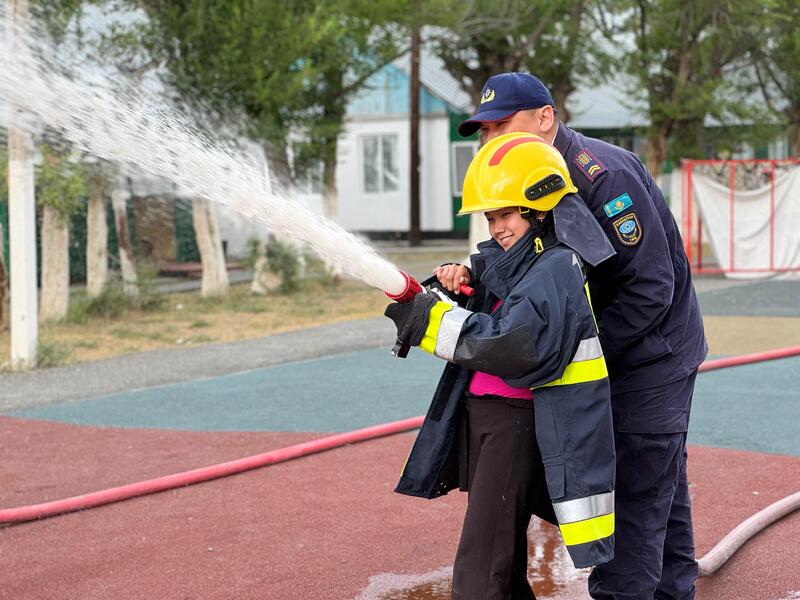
[559,512,615,547]
[537,355,608,388]
[419,301,454,354]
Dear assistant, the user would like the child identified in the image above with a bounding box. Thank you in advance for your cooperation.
[385,132,617,599]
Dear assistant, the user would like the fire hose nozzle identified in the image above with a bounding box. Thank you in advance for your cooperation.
[384,270,423,304]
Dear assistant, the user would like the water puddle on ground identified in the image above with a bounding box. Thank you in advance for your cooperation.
[362,519,588,600]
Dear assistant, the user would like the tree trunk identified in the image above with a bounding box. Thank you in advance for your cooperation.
[646,126,670,179]
[0,222,6,328]
[249,242,280,295]
[111,187,138,296]
[265,139,292,194]
[789,121,800,158]
[191,197,229,297]
[549,81,575,124]
[86,178,109,298]
[39,205,70,321]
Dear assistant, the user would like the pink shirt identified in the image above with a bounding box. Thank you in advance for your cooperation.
[467,299,533,400]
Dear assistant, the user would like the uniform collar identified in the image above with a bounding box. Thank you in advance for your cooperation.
[553,122,574,156]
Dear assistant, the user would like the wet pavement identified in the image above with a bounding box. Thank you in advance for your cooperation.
[370,521,587,600]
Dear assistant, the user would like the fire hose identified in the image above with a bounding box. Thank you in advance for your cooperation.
[1,273,798,575]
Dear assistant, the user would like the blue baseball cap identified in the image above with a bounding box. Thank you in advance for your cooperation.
[458,72,554,137]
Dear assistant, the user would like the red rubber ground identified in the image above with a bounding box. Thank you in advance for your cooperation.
[2,416,799,599]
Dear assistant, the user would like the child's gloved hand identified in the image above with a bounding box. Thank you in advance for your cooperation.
[384,292,439,348]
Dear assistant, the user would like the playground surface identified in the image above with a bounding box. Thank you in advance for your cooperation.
[1,274,800,599]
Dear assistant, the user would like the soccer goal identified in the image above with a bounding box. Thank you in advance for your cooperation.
[681,158,800,277]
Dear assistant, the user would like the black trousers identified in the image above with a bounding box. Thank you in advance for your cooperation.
[451,396,552,600]
[589,373,698,600]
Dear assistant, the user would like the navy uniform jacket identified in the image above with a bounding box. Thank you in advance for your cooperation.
[553,124,707,431]
[396,228,616,568]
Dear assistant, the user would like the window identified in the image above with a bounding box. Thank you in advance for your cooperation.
[451,141,479,196]
[363,134,399,193]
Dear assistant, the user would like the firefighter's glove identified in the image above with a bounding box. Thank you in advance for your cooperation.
[384,292,439,348]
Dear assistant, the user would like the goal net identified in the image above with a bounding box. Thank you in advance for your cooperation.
[680,159,800,278]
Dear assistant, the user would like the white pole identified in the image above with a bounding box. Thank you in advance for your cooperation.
[7,0,38,368]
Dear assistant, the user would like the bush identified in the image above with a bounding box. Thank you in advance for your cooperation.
[266,237,303,294]
[68,286,132,323]
[134,263,166,311]
[37,340,72,368]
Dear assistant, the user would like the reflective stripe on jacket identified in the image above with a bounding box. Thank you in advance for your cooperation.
[395,230,616,568]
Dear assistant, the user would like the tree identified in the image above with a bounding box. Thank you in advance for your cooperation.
[427,0,609,122]
[110,185,138,296]
[191,197,229,297]
[612,0,771,176]
[36,142,85,321]
[752,0,800,156]
[84,160,115,297]
[425,0,609,248]
[99,0,404,283]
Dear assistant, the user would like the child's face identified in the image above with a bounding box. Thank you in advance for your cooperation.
[485,207,532,251]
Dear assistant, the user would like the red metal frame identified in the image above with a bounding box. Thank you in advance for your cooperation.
[682,158,800,275]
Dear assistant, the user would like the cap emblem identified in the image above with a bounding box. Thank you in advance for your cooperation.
[480,88,495,104]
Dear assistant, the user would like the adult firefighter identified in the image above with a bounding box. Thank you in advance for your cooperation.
[385,132,617,600]
[452,72,708,600]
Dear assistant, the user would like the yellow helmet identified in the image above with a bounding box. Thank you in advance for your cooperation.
[459,132,578,215]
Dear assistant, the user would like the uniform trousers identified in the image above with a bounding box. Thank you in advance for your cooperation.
[589,372,699,599]
[451,395,554,600]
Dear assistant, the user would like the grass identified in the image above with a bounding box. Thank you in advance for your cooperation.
[0,279,389,370]
[10,243,466,371]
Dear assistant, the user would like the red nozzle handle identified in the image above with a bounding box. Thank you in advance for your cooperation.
[385,271,422,303]
[386,271,474,303]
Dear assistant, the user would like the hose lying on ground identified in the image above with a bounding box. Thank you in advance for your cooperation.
[2,345,800,577]
[697,491,800,576]
[0,416,423,524]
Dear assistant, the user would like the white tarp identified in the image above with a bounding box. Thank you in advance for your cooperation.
[691,167,800,278]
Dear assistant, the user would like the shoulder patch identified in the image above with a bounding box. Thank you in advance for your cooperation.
[612,212,642,246]
[603,193,633,218]
[573,148,606,182]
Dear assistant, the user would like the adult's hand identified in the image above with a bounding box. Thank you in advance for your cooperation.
[433,264,471,294]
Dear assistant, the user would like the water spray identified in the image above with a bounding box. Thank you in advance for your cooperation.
[0,14,412,298]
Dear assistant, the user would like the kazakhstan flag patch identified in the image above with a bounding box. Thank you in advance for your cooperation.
[603,193,633,218]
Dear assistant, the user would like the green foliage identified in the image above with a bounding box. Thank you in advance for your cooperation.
[243,236,263,270]
[30,0,85,40]
[100,0,405,185]
[609,0,775,166]
[751,0,800,154]
[35,144,86,219]
[67,286,132,322]
[66,264,164,324]
[266,237,303,294]
[425,0,610,122]
[36,340,73,368]
[133,262,167,310]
